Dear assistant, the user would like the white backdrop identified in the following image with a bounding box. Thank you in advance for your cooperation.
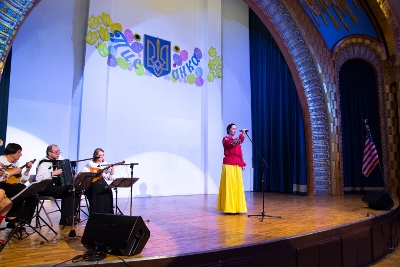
[7,0,252,198]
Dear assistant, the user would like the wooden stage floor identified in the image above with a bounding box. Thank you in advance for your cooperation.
[0,192,398,267]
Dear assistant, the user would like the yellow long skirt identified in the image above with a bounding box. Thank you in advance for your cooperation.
[216,164,247,213]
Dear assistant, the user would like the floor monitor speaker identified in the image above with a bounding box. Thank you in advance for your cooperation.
[81,213,150,256]
[362,191,394,210]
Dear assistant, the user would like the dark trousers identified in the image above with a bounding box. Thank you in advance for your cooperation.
[85,181,113,214]
[0,182,38,222]
[38,185,80,223]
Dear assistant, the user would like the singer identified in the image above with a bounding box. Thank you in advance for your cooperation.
[216,123,248,214]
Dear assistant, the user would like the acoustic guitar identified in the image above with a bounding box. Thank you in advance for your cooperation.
[90,160,125,183]
[5,159,36,184]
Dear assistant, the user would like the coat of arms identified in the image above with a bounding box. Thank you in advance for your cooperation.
[144,34,171,77]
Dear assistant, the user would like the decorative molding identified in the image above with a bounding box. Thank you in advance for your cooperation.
[251,0,331,194]
[335,42,390,192]
[299,0,360,31]
[0,0,38,74]
[377,0,400,63]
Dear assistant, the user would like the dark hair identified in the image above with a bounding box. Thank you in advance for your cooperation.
[4,143,22,155]
[226,123,236,134]
[46,144,57,156]
[93,148,104,162]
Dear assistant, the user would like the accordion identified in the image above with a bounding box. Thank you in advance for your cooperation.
[52,159,74,186]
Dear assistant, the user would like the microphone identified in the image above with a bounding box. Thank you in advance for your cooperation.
[94,156,101,159]
[240,129,249,133]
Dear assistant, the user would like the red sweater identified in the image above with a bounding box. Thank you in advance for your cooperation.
[222,134,246,167]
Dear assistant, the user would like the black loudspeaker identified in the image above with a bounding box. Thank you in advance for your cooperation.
[81,213,150,256]
[362,191,394,210]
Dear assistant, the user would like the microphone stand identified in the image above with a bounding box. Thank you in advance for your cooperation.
[246,132,281,222]
[129,163,138,216]
[67,157,93,238]
[121,163,149,222]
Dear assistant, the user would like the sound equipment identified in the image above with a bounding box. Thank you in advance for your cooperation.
[52,159,73,186]
[362,191,394,210]
[81,213,150,256]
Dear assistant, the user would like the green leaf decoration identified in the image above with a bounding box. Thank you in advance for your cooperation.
[207,72,215,82]
[187,74,196,84]
[117,57,129,70]
[96,42,109,57]
[135,62,144,76]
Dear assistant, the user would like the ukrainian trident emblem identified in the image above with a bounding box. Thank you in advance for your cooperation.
[144,34,171,77]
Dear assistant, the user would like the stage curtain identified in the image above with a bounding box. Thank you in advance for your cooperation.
[339,59,383,192]
[249,9,307,194]
[0,48,12,154]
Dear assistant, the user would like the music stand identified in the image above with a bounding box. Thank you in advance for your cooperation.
[75,172,96,191]
[0,179,53,252]
[63,172,97,236]
[106,178,139,215]
[65,157,93,238]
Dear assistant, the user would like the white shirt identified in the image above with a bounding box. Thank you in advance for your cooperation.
[0,155,30,183]
[36,157,54,182]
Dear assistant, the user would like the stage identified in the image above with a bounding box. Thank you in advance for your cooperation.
[0,192,399,267]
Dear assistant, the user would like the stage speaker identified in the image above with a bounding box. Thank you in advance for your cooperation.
[81,213,150,256]
[362,191,394,210]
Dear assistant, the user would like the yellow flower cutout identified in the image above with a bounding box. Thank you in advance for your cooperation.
[101,12,113,27]
[208,59,215,70]
[88,15,102,29]
[110,23,123,34]
[214,55,222,66]
[85,30,99,45]
[208,46,217,57]
[98,26,110,41]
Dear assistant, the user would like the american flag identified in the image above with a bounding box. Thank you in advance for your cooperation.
[362,121,380,177]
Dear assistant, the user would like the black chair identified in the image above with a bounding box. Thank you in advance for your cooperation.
[33,195,60,232]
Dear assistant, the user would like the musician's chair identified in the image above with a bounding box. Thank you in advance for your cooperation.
[34,195,61,229]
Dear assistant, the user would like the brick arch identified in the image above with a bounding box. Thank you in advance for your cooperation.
[244,0,331,194]
[335,42,389,192]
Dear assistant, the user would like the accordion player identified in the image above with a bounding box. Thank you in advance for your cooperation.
[36,158,73,186]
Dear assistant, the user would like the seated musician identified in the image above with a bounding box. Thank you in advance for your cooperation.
[80,148,114,214]
[36,144,80,226]
[0,143,37,227]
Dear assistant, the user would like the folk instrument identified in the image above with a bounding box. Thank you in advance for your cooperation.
[5,159,36,184]
[52,159,74,186]
[90,160,125,183]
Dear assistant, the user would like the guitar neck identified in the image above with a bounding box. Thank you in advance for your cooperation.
[96,161,124,175]
[18,159,36,170]
[19,163,27,169]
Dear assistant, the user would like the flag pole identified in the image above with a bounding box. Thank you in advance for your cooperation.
[363,119,386,191]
